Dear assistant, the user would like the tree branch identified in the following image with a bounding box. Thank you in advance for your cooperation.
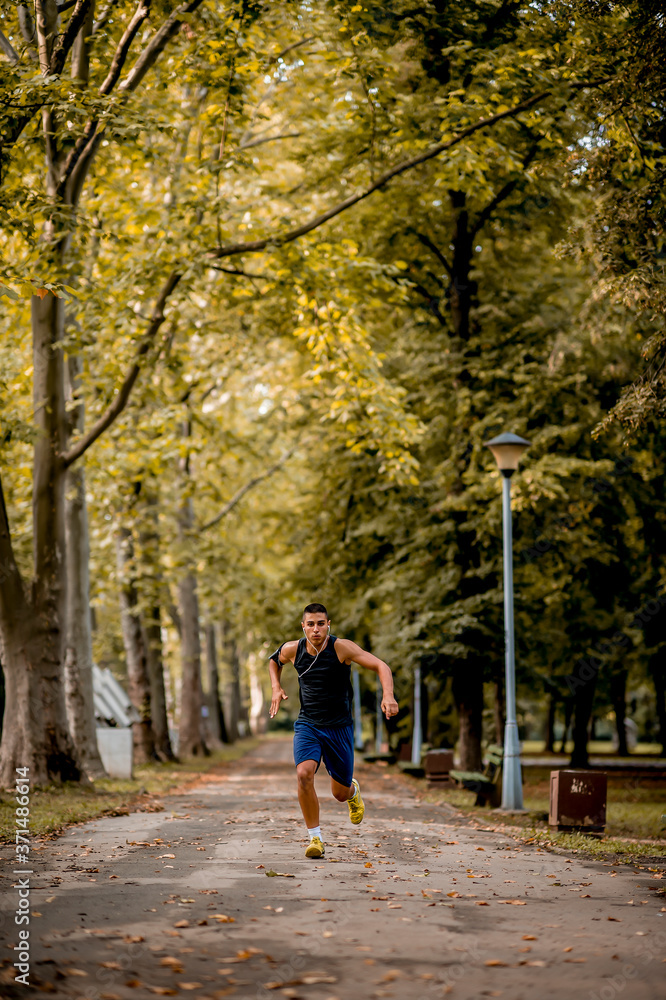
[99,0,152,94]
[469,141,539,241]
[210,89,551,259]
[268,35,315,66]
[50,0,95,75]
[119,0,205,93]
[239,130,301,150]
[413,231,452,277]
[0,29,19,64]
[62,271,181,467]
[200,446,296,531]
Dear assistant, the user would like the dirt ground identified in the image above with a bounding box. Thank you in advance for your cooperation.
[1,736,665,1000]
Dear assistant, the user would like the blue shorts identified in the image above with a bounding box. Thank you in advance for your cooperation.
[293,718,355,787]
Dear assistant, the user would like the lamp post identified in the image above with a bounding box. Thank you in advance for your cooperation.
[411,664,422,765]
[485,432,530,811]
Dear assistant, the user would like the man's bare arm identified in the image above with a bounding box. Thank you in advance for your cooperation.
[336,639,399,719]
[269,640,298,718]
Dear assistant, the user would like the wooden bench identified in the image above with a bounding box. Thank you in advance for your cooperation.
[450,744,503,807]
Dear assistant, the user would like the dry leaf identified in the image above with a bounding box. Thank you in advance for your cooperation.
[498,900,526,905]
[564,958,587,964]
[563,947,573,953]
[476,901,490,906]
[265,870,294,877]
[147,988,178,996]
[387,904,402,909]
[157,854,176,859]
[381,970,403,982]
[607,916,622,922]
[180,984,203,990]
[99,962,122,970]
[364,862,373,868]
[484,960,507,967]
[124,935,144,944]
[160,958,183,969]
[522,935,537,941]
[211,914,235,923]
[63,968,88,977]
[580,894,591,898]
[446,892,460,898]
[173,920,189,928]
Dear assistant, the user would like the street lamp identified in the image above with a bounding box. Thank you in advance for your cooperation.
[485,432,530,810]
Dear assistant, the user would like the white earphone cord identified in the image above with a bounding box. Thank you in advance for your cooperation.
[299,627,330,677]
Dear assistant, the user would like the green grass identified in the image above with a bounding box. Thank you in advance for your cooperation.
[412,767,666,861]
[0,738,258,843]
[522,740,663,756]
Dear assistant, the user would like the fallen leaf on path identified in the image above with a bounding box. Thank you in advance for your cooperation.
[179,984,203,990]
[580,894,591,898]
[446,892,460,898]
[476,847,485,851]
[256,865,265,869]
[124,935,144,943]
[498,900,526,905]
[564,958,587,963]
[387,904,402,909]
[160,958,183,969]
[563,947,573,952]
[381,970,403,981]
[323,931,334,938]
[157,855,176,859]
[446,841,458,845]
[364,862,373,868]
[211,914,235,923]
[524,960,546,967]
[476,901,490,906]
[484,960,507,967]
[265,870,294,877]
[608,916,622,921]
[522,935,537,941]
[147,988,177,995]
[63,968,88,976]
[173,920,189,928]
[99,962,122,970]
[264,974,337,988]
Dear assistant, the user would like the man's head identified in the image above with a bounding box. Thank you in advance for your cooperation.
[302,603,330,647]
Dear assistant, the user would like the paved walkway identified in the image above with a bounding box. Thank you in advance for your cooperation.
[1,737,664,999]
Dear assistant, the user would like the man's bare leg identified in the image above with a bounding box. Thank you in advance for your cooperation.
[296,760,320,829]
[330,777,354,802]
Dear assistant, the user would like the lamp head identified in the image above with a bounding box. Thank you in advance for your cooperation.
[485,432,530,476]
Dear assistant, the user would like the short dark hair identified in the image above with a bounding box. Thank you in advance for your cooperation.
[303,603,328,618]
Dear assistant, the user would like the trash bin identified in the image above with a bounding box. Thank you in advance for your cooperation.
[549,769,607,832]
[425,749,454,786]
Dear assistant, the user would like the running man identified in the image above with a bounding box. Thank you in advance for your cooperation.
[268,603,399,858]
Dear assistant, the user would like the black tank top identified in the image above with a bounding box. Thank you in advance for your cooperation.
[294,635,353,728]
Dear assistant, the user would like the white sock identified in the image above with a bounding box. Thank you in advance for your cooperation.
[307,826,322,840]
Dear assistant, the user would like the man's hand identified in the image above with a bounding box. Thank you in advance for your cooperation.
[381,694,399,719]
[270,687,288,718]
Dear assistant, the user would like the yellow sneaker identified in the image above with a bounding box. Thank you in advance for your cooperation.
[305,835,325,858]
[347,778,364,825]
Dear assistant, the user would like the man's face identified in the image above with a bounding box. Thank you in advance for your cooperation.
[302,613,330,647]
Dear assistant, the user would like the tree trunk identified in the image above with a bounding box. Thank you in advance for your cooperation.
[221,619,241,742]
[247,648,266,735]
[649,654,666,756]
[568,659,598,768]
[610,670,629,756]
[544,693,556,752]
[493,668,505,746]
[116,528,155,764]
[143,606,176,760]
[452,659,483,770]
[3,290,84,786]
[204,623,228,744]
[64,355,106,779]
[559,698,574,753]
[177,568,207,757]
[449,190,475,340]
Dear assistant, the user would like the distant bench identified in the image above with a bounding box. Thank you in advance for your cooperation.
[450,744,503,807]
